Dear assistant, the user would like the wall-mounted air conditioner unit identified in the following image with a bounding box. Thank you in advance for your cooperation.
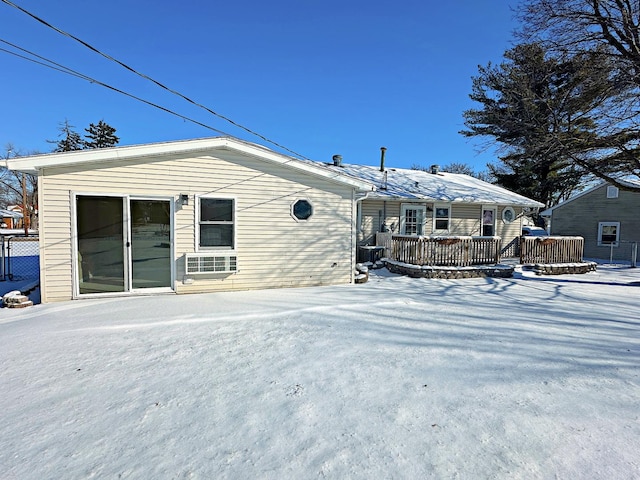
[184,253,238,274]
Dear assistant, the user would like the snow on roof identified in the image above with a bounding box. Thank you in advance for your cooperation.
[0,209,23,218]
[327,164,544,207]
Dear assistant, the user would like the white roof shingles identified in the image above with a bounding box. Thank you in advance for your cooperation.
[329,164,544,207]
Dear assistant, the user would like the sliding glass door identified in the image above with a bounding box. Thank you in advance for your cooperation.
[76,195,172,296]
[130,199,171,289]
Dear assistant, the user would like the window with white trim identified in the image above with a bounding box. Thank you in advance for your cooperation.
[400,204,426,235]
[292,199,313,221]
[197,197,235,250]
[598,222,620,246]
[482,207,496,236]
[606,186,619,198]
[502,206,515,223]
[433,204,450,231]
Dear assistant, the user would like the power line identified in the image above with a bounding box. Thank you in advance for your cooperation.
[0,0,311,161]
[0,38,235,136]
[1,39,372,209]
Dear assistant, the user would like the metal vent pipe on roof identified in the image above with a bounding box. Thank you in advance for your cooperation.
[380,147,387,172]
[332,154,342,167]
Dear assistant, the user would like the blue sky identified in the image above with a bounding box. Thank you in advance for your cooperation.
[1,0,518,171]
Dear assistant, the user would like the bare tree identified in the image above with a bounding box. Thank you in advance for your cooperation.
[517,0,640,190]
[519,0,640,81]
[2,144,39,229]
[412,162,493,182]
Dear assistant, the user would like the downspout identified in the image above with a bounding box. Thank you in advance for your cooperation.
[379,147,388,232]
[352,190,373,282]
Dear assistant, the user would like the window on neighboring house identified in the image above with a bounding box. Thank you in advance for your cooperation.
[434,204,450,231]
[401,204,426,235]
[198,197,234,249]
[598,222,620,246]
[606,186,619,198]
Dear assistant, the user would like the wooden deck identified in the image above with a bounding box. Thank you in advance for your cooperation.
[520,236,584,264]
[372,233,592,277]
[378,234,501,267]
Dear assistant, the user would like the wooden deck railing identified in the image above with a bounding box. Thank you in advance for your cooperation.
[520,236,584,264]
[384,235,501,267]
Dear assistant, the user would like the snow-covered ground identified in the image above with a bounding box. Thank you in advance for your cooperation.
[1,265,639,479]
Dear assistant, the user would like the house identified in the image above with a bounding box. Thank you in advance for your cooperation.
[541,179,640,261]
[1,207,23,229]
[4,137,374,303]
[325,156,544,256]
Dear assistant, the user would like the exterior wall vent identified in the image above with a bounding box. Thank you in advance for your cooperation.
[185,253,238,274]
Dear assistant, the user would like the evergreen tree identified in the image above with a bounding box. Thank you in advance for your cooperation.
[84,120,119,149]
[51,119,84,152]
[461,43,616,206]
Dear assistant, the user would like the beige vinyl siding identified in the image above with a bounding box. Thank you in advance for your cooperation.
[358,200,399,245]
[550,184,640,260]
[496,206,525,244]
[449,204,481,235]
[38,153,357,302]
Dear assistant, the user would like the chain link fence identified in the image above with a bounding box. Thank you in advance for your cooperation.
[1,234,40,284]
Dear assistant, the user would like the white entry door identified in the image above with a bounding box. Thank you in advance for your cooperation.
[482,207,496,236]
[401,204,426,235]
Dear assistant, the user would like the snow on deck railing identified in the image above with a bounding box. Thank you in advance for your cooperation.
[387,235,501,267]
[520,236,584,264]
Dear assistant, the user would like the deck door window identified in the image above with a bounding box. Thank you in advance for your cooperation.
[401,204,426,235]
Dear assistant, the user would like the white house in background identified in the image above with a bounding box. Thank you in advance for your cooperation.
[1,207,23,229]
[5,137,373,303]
[325,158,544,257]
[541,179,640,261]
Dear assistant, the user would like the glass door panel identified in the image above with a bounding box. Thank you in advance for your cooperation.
[76,196,125,294]
[130,199,171,289]
[482,208,496,236]
[401,205,426,235]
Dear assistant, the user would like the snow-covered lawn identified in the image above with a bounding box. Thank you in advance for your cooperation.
[1,266,639,479]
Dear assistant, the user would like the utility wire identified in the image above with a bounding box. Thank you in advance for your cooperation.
[1,39,370,204]
[0,38,233,136]
[0,0,311,160]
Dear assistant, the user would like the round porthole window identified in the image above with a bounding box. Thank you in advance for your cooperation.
[292,199,313,221]
[502,206,515,223]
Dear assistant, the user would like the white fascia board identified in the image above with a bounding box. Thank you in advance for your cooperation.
[3,138,215,173]
[5,137,374,192]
